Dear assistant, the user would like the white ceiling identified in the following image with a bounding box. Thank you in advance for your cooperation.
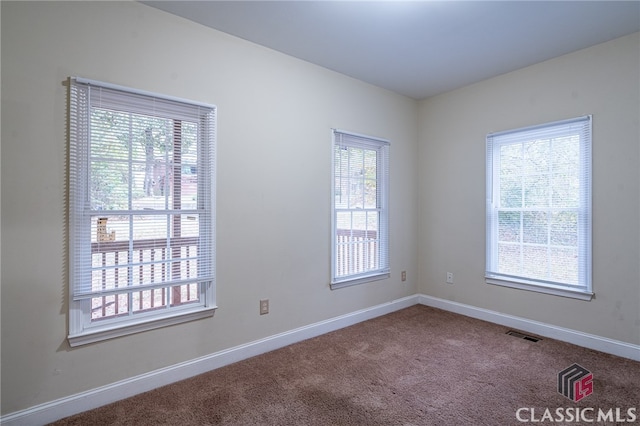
[142,1,640,100]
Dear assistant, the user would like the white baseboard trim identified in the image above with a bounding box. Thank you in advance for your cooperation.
[0,295,418,426]
[3,293,638,425]
[417,294,640,362]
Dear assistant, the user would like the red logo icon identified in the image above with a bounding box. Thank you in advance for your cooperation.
[558,363,593,402]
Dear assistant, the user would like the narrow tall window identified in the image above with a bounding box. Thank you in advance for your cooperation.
[68,78,216,346]
[486,116,592,300]
[332,130,390,289]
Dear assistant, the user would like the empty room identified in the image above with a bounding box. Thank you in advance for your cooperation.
[1,1,639,424]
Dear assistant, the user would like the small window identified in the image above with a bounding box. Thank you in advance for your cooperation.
[486,116,592,300]
[68,77,217,346]
[331,129,390,289]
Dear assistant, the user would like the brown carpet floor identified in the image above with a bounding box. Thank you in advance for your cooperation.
[51,305,639,425]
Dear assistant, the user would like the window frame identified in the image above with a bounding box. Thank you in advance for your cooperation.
[68,77,217,346]
[331,129,390,289]
[485,116,593,300]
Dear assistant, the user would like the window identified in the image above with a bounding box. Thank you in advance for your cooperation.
[68,77,216,346]
[331,129,389,289]
[486,116,592,300]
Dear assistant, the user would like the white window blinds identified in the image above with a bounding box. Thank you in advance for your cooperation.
[486,116,592,298]
[332,130,390,289]
[68,77,216,343]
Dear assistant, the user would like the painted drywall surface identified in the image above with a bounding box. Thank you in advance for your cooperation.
[418,32,640,345]
[0,1,418,414]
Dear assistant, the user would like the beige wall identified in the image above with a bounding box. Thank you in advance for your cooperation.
[418,32,640,345]
[0,1,419,414]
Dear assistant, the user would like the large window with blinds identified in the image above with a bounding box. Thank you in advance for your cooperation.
[486,116,592,300]
[332,129,390,289]
[68,77,216,346]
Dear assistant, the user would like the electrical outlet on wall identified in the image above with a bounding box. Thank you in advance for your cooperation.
[446,272,454,284]
[260,299,269,315]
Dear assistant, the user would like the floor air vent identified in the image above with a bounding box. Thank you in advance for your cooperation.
[506,330,540,342]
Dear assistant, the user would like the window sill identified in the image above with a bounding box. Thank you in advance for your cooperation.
[68,306,217,347]
[486,276,593,301]
[331,272,390,290]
